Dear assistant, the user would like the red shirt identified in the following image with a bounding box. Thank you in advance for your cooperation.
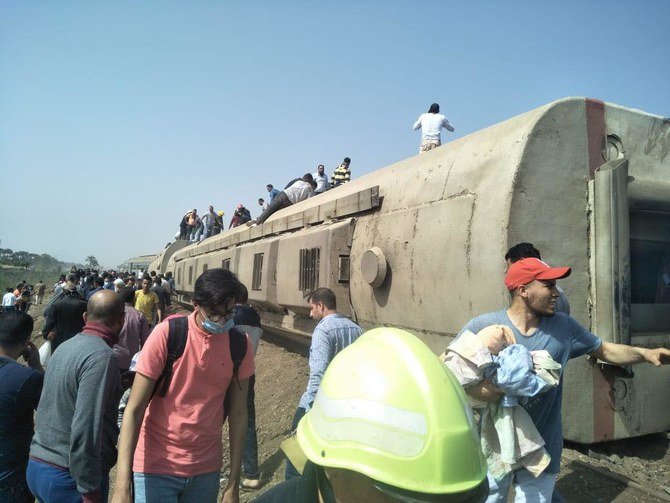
[134,312,255,476]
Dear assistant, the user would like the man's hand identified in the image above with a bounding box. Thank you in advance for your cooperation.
[221,485,239,503]
[46,332,55,341]
[22,342,43,372]
[643,348,670,366]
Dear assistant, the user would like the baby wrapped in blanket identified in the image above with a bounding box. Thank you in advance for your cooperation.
[441,326,561,480]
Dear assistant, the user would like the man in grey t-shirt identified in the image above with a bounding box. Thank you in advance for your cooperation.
[460,258,670,502]
[27,290,124,503]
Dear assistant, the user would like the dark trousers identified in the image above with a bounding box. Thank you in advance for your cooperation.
[256,192,291,225]
[0,477,33,503]
[243,375,259,479]
[284,406,307,480]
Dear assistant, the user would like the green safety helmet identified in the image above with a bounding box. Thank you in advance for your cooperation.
[297,327,488,502]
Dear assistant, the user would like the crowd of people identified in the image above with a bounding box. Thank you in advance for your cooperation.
[2,241,670,502]
[175,157,353,240]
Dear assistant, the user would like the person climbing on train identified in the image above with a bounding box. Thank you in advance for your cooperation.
[266,184,280,202]
[229,204,252,229]
[330,157,351,187]
[256,328,489,502]
[112,268,255,503]
[458,257,670,502]
[413,102,455,153]
[249,174,316,227]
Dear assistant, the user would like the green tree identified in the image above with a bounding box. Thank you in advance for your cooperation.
[86,255,100,268]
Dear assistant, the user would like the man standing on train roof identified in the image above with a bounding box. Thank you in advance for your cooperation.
[330,157,351,187]
[202,205,218,239]
[285,287,363,480]
[459,257,670,502]
[312,164,329,195]
[505,242,570,315]
[266,184,280,202]
[413,102,455,154]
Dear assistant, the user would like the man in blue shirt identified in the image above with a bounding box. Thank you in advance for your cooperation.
[266,183,280,202]
[0,312,44,503]
[285,287,363,480]
[460,258,670,502]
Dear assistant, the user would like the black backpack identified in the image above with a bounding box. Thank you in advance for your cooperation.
[153,316,248,420]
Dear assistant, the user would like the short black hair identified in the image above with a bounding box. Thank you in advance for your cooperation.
[505,242,541,263]
[428,103,440,113]
[0,312,34,348]
[193,268,244,309]
[118,286,135,304]
[267,184,274,189]
[343,157,351,164]
[153,277,162,285]
[94,277,105,287]
[307,287,337,310]
[238,283,249,304]
[302,173,314,183]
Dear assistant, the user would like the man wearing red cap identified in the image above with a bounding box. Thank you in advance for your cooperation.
[459,257,670,503]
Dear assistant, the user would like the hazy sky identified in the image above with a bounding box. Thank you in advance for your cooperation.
[2,1,669,268]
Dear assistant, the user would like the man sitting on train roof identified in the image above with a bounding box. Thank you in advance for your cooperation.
[249,174,316,227]
[458,258,670,503]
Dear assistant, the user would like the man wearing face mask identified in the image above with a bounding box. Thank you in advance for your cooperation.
[112,269,255,503]
[27,290,125,503]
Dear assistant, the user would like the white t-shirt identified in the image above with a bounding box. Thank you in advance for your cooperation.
[413,112,454,141]
[283,180,313,204]
[2,292,16,307]
[313,172,329,193]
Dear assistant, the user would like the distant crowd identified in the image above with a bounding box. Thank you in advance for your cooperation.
[176,157,352,241]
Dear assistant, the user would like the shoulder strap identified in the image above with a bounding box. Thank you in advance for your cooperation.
[228,326,247,374]
[154,316,188,397]
[223,326,248,420]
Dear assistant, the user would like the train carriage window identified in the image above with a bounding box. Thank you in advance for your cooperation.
[177,268,181,286]
[300,247,320,291]
[222,259,231,270]
[252,253,264,291]
[188,266,193,285]
[338,255,350,283]
[630,210,670,334]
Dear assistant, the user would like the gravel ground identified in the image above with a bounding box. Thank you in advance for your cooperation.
[24,302,670,502]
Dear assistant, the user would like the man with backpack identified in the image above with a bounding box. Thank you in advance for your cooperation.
[112,269,255,503]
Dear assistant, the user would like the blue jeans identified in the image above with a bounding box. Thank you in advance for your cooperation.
[284,406,307,480]
[485,469,556,503]
[243,374,259,479]
[26,458,109,503]
[133,471,220,503]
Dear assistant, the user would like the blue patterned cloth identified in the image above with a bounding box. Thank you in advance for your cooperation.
[299,314,362,410]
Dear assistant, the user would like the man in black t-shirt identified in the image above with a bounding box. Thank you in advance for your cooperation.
[0,312,43,503]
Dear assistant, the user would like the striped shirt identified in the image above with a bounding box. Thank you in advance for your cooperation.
[299,314,363,410]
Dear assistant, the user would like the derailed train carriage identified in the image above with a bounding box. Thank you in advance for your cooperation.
[148,97,670,444]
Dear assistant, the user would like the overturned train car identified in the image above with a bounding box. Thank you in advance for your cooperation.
[156,97,670,444]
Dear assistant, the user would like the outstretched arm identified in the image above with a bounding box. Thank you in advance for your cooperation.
[590,341,670,367]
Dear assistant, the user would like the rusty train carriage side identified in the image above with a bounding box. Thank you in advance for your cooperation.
[158,97,670,444]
